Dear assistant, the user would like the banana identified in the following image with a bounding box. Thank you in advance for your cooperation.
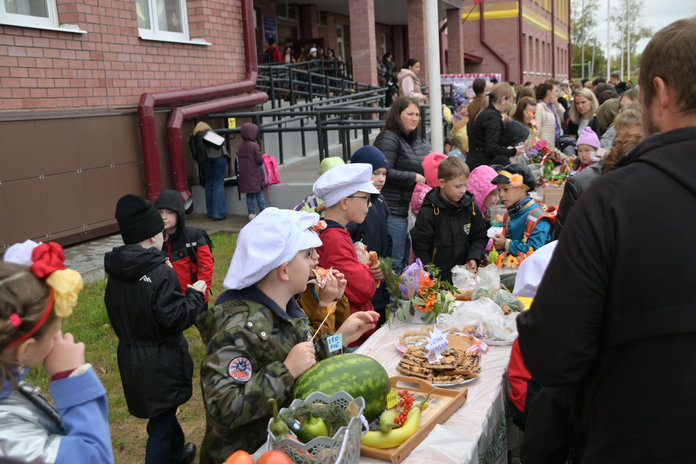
[361,405,422,449]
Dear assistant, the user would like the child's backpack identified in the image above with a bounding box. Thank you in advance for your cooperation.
[262,154,281,202]
[183,226,214,282]
[502,206,557,244]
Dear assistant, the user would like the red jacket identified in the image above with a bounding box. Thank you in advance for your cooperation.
[317,221,377,345]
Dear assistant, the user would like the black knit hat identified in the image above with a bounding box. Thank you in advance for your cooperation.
[115,194,164,245]
[491,163,537,191]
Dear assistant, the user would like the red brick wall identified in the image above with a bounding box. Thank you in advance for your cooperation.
[0,0,246,112]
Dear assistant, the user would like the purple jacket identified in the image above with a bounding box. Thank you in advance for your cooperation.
[237,123,265,193]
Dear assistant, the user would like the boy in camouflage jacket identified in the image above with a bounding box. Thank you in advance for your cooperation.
[197,208,378,463]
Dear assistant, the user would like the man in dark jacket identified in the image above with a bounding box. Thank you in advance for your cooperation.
[155,189,214,305]
[105,194,206,464]
[517,19,696,463]
[411,157,488,282]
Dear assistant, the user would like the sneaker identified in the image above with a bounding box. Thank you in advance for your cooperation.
[248,213,257,220]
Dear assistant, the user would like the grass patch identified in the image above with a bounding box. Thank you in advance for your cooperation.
[26,232,238,464]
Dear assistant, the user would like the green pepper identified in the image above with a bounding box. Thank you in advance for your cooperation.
[304,415,329,437]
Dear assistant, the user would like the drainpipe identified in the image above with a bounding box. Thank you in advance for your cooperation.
[479,0,509,80]
[137,0,259,203]
[166,91,268,208]
[518,0,524,83]
[551,0,556,79]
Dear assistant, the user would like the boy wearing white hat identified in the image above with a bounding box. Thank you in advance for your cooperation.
[197,208,378,463]
[313,163,381,348]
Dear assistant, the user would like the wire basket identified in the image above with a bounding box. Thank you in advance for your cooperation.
[266,391,367,464]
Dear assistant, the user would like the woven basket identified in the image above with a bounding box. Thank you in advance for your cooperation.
[266,391,367,464]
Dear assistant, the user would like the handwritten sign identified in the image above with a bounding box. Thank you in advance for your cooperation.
[425,327,450,363]
[227,117,236,129]
[327,333,343,352]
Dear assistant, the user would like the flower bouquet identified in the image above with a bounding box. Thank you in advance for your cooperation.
[381,258,457,324]
[527,118,571,187]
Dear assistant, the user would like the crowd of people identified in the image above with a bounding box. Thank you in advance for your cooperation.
[1,18,695,464]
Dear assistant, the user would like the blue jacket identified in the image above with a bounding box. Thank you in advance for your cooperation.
[0,366,113,463]
[503,197,552,255]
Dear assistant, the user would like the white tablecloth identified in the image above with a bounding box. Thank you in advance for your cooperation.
[355,320,513,464]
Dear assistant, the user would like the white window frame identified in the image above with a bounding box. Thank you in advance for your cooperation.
[0,0,83,33]
[137,0,208,45]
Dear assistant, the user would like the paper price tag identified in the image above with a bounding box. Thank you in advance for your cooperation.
[386,390,399,409]
[425,327,450,363]
[467,338,490,354]
[327,334,342,352]
[227,117,236,129]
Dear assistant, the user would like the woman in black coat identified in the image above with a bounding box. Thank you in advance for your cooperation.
[373,96,430,273]
[467,83,524,170]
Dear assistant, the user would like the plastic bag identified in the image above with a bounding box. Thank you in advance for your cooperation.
[493,288,525,313]
[472,264,500,300]
[436,298,518,342]
[451,265,478,293]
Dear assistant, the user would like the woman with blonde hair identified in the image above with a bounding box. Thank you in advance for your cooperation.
[565,87,600,138]
[467,83,523,169]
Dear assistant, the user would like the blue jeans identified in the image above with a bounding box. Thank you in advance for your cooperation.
[200,156,227,219]
[245,191,266,215]
[145,409,186,464]
[387,215,410,275]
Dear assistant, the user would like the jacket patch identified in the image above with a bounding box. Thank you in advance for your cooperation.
[228,357,253,383]
[139,275,152,283]
[464,223,471,235]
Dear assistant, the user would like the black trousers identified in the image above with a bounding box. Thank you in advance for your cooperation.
[146,409,185,464]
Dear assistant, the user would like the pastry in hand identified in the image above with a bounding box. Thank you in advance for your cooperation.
[313,266,330,288]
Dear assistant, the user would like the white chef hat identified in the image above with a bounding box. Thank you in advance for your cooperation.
[223,208,323,290]
[512,241,558,298]
[312,163,379,208]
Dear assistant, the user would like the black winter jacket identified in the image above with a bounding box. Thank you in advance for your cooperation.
[347,194,392,311]
[374,129,428,218]
[467,103,516,170]
[104,245,205,418]
[517,127,696,463]
[410,188,488,283]
[554,162,602,238]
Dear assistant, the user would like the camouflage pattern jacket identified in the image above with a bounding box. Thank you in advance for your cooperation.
[197,286,337,464]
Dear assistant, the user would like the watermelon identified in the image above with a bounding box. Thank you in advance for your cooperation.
[293,353,390,422]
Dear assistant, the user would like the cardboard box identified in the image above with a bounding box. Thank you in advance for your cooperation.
[543,185,565,207]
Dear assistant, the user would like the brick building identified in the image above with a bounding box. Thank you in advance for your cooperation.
[0,0,569,250]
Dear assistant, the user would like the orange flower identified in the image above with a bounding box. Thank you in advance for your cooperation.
[509,174,523,188]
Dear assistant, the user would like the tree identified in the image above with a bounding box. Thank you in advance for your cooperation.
[611,0,652,79]
[571,0,601,78]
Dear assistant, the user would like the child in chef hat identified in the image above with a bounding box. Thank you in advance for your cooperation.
[197,207,378,463]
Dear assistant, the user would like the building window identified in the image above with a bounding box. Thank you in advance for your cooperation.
[1,0,58,29]
[137,0,190,42]
[381,33,387,56]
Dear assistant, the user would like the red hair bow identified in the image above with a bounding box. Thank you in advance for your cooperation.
[30,243,67,278]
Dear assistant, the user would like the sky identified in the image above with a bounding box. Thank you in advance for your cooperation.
[591,0,696,56]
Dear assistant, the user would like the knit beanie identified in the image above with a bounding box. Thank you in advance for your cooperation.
[115,194,164,245]
[466,165,499,214]
[320,156,345,174]
[351,145,389,172]
[422,152,448,187]
[577,126,600,149]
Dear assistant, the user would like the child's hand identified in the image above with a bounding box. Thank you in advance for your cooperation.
[164,258,173,268]
[337,311,379,346]
[284,342,316,378]
[465,259,478,272]
[493,234,507,251]
[332,269,347,299]
[415,174,426,184]
[370,263,384,282]
[44,331,85,378]
[188,280,207,293]
[317,272,339,306]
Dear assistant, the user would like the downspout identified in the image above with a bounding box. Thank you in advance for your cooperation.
[551,0,556,79]
[439,20,447,74]
[567,0,572,79]
[137,0,259,203]
[479,0,509,80]
[518,0,524,83]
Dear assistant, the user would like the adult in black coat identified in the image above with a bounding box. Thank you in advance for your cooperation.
[467,83,523,170]
[516,18,696,463]
[373,96,429,273]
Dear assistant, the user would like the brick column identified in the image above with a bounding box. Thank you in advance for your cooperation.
[407,0,428,82]
[349,0,378,86]
[392,26,406,69]
[446,9,465,74]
